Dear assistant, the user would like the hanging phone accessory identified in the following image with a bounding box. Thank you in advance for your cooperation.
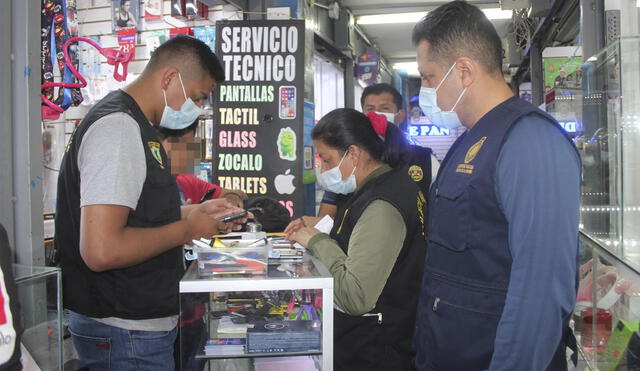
[41,37,134,120]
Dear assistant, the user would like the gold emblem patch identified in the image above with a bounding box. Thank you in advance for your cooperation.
[456,136,487,174]
[417,191,426,239]
[148,141,164,168]
[408,165,424,182]
[464,136,487,164]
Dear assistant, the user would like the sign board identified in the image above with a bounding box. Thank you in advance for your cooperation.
[214,20,305,218]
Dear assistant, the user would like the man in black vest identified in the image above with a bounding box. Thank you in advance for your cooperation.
[55,36,244,370]
[412,2,580,370]
[318,83,439,218]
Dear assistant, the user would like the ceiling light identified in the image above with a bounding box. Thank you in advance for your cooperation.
[394,62,417,70]
[481,8,513,20]
[357,12,426,25]
[393,62,420,76]
[357,8,512,25]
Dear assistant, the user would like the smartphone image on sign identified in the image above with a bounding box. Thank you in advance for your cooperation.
[279,86,296,120]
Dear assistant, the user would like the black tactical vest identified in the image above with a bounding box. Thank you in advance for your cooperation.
[55,90,184,319]
[329,165,426,371]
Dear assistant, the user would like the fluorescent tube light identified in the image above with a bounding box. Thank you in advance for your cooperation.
[357,8,511,25]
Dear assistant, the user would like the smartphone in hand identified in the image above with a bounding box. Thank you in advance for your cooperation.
[218,210,248,223]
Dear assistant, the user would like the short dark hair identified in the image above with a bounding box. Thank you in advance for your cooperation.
[156,119,199,140]
[312,108,409,168]
[360,83,403,111]
[146,35,225,83]
[412,1,503,73]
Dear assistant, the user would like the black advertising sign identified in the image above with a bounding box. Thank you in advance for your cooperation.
[214,20,305,218]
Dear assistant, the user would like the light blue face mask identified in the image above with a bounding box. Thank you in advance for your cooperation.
[315,151,357,195]
[159,72,204,130]
[419,62,467,130]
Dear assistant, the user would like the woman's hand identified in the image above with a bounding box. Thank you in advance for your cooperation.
[287,227,321,248]
[284,216,321,238]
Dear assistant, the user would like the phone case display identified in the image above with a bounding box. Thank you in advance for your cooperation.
[13,265,63,370]
[574,234,640,370]
[144,0,162,20]
[580,37,640,270]
[41,0,83,120]
[179,256,333,370]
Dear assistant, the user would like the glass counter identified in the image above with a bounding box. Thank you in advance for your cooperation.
[13,264,63,370]
[179,255,333,371]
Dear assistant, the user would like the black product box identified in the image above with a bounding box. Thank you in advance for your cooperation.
[246,320,321,354]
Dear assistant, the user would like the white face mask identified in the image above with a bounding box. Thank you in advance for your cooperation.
[419,63,467,129]
[315,151,357,195]
[374,111,397,124]
[159,72,204,130]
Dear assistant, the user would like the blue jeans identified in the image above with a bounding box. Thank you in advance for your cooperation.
[68,312,177,371]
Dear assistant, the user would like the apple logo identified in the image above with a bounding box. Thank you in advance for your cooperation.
[275,169,296,195]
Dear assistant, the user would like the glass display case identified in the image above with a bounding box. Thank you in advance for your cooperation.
[580,37,640,267]
[179,255,333,371]
[13,264,63,370]
[575,36,640,370]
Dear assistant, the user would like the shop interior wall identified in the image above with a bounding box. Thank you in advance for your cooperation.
[42,0,239,215]
[0,2,15,251]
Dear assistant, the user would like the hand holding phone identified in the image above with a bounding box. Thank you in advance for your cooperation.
[218,210,248,223]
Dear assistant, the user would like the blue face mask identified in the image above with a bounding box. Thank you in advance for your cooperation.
[419,63,467,130]
[315,151,357,195]
[159,72,204,130]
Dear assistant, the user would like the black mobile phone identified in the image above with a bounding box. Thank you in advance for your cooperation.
[218,210,248,223]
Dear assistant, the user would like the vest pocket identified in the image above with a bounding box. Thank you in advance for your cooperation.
[423,273,505,370]
[429,184,470,252]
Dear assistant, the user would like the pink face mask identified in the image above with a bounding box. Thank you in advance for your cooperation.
[41,37,134,120]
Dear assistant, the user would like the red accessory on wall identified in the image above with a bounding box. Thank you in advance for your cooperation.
[41,37,134,119]
[367,111,388,138]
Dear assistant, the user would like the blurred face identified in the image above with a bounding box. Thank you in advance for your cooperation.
[362,92,405,126]
[417,40,465,114]
[314,139,355,181]
[163,131,201,177]
[123,1,130,11]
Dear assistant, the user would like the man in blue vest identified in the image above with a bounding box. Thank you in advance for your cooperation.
[412,2,580,370]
